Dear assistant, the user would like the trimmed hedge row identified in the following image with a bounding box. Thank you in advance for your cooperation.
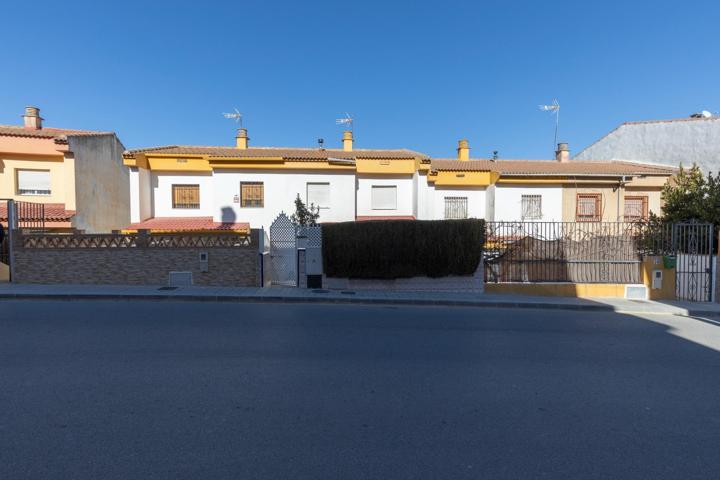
[322,219,485,279]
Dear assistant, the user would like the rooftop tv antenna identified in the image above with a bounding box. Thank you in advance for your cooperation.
[539,99,560,150]
[335,112,354,131]
[222,108,243,128]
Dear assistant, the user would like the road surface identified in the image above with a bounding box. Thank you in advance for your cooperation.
[1,300,719,479]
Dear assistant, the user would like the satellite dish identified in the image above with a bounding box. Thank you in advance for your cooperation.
[701,110,713,118]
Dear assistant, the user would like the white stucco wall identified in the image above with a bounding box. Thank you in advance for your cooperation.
[211,169,356,229]
[129,167,152,223]
[428,187,487,220]
[152,172,214,218]
[575,117,720,174]
[356,175,414,217]
[493,185,563,222]
[152,170,355,229]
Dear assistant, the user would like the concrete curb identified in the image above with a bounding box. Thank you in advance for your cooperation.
[1,292,716,317]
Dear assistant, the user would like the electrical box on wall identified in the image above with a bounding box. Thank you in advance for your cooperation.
[652,269,662,290]
[199,252,209,272]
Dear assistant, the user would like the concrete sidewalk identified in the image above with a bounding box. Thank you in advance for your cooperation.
[0,283,718,318]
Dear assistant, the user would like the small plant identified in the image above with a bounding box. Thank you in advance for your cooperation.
[290,194,320,226]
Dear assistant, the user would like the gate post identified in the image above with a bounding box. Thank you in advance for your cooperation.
[7,200,16,282]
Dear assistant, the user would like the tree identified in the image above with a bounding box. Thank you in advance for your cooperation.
[660,164,720,228]
[290,194,320,226]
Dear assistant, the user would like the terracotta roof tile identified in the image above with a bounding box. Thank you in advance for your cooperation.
[125,145,428,161]
[430,159,676,176]
[0,125,113,140]
[126,217,250,233]
[0,203,75,222]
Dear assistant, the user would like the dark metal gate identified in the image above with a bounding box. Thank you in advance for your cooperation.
[672,222,714,302]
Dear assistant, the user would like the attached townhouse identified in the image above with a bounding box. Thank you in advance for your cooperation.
[123,128,676,232]
[0,106,129,232]
[123,128,428,232]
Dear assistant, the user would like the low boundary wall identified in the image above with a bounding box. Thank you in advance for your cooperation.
[12,229,261,287]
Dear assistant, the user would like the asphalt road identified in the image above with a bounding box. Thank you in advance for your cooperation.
[1,300,719,479]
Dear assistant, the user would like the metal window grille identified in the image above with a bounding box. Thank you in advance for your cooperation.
[624,196,648,221]
[172,185,200,209]
[576,194,601,221]
[444,197,468,219]
[521,195,542,220]
[241,182,264,208]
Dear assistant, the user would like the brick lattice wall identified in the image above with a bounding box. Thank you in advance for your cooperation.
[12,230,260,287]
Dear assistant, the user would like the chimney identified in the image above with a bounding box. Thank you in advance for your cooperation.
[457,139,470,161]
[555,142,569,162]
[342,130,353,152]
[22,106,43,130]
[235,128,249,149]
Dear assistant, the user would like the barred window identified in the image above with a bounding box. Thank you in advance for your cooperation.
[521,195,542,220]
[444,197,468,219]
[172,184,200,209]
[624,196,648,221]
[576,194,601,221]
[241,182,264,208]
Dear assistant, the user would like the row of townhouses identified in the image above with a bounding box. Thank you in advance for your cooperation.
[0,106,689,233]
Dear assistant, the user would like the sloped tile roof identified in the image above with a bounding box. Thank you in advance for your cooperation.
[126,217,250,233]
[0,125,113,140]
[430,159,677,176]
[124,145,428,161]
[0,203,75,222]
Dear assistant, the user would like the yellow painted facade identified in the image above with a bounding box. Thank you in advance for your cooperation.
[428,170,499,187]
[0,154,76,210]
[641,256,677,300]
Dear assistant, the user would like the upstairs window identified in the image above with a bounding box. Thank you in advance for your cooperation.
[307,183,330,209]
[444,197,468,219]
[17,169,51,196]
[241,182,264,208]
[576,193,602,222]
[172,184,200,209]
[521,195,542,220]
[371,185,397,210]
[624,196,648,221]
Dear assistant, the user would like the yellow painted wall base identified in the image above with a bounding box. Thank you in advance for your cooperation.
[485,283,630,298]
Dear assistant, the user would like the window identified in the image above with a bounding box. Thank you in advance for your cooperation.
[17,170,51,196]
[172,184,200,209]
[521,195,542,220]
[240,182,264,208]
[624,196,648,221]
[307,183,330,209]
[576,193,601,221]
[444,197,468,219]
[371,185,397,210]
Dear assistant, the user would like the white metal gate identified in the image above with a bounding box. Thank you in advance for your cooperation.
[269,213,297,286]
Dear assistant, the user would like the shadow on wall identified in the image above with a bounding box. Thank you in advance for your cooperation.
[221,206,237,224]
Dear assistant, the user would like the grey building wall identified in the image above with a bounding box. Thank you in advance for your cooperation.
[575,117,720,174]
[69,134,130,232]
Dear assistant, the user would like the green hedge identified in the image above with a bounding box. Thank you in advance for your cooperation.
[322,219,485,279]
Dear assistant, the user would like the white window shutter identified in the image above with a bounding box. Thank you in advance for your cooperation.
[307,183,330,208]
[17,170,51,195]
[371,186,397,210]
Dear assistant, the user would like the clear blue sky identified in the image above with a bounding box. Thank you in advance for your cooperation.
[2,0,719,159]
